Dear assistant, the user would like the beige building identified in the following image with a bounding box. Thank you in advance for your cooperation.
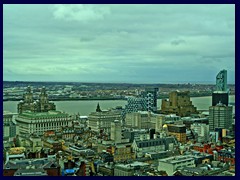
[15,111,74,136]
[161,91,198,117]
[126,111,166,130]
[111,144,135,162]
[110,120,122,144]
[125,111,151,129]
[88,110,121,133]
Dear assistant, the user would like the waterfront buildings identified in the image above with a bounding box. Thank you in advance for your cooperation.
[140,87,159,113]
[15,110,74,136]
[124,97,147,114]
[18,86,56,114]
[209,103,233,131]
[161,91,198,117]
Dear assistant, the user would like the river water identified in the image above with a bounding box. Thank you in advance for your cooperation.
[3,95,235,116]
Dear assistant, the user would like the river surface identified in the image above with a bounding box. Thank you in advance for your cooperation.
[3,95,235,116]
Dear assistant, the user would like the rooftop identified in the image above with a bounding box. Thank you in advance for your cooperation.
[19,110,69,118]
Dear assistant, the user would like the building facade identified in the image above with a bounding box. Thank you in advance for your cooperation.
[141,87,159,113]
[15,111,74,136]
[161,91,198,117]
[110,120,122,144]
[167,124,187,143]
[125,111,151,129]
[190,123,209,143]
[158,155,195,176]
[18,86,56,114]
[209,103,233,131]
[3,112,19,141]
[88,109,121,133]
[212,70,229,106]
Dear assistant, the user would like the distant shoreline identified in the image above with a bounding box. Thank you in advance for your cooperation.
[3,94,235,102]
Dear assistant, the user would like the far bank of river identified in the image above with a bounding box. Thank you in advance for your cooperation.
[3,95,235,116]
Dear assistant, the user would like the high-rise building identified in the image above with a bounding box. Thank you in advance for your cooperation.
[209,103,233,131]
[161,91,198,117]
[141,87,159,113]
[212,91,229,106]
[216,69,228,91]
[18,86,56,114]
[212,70,229,106]
[110,120,122,144]
[124,97,147,114]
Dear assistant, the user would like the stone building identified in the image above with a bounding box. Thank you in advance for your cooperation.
[15,110,75,136]
[161,91,198,117]
[18,86,56,114]
[88,104,121,133]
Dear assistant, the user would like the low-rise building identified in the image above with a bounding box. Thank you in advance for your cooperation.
[3,158,61,176]
[114,161,150,176]
[158,155,195,176]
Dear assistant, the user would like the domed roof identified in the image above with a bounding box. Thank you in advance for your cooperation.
[163,124,168,128]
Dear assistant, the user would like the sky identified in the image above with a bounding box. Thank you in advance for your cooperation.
[3,4,235,84]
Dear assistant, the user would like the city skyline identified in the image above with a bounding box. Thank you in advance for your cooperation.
[3,4,235,84]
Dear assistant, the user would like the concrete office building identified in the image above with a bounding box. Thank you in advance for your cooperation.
[3,111,19,141]
[158,155,195,176]
[88,108,121,133]
[155,114,166,133]
[125,111,151,129]
[209,103,233,131]
[190,123,209,143]
[15,111,74,136]
[110,120,122,144]
[161,91,198,117]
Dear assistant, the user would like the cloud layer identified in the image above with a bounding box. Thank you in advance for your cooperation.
[3,4,235,83]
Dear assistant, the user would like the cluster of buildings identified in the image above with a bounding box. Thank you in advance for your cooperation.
[3,70,235,176]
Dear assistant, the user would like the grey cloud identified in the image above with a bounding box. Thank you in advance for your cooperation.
[52,4,111,22]
[3,4,235,83]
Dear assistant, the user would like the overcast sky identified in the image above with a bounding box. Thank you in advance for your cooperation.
[3,4,235,84]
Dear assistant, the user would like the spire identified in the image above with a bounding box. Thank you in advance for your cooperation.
[96,103,102,112]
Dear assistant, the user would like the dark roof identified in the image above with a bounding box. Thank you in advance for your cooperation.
[4,158,60,169]
[14,168,48,176]
[135,137,175,148]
